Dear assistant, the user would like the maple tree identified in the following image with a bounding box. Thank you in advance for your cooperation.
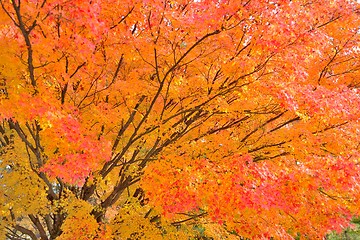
[0,0,360,239]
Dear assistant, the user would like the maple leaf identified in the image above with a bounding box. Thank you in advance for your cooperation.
[0,0,360,239]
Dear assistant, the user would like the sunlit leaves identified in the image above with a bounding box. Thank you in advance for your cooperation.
[0,0,360,239]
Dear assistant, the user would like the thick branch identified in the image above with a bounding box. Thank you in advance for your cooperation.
[12,225,37,240]
[11,0,37,87]
[28,214,48,240]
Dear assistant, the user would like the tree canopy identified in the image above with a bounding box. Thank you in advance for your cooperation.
[0,0,360,239]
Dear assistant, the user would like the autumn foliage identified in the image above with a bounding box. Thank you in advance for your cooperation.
[0,0,360,239]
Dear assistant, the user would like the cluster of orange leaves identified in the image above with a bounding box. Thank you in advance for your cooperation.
[0,0,360,239]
